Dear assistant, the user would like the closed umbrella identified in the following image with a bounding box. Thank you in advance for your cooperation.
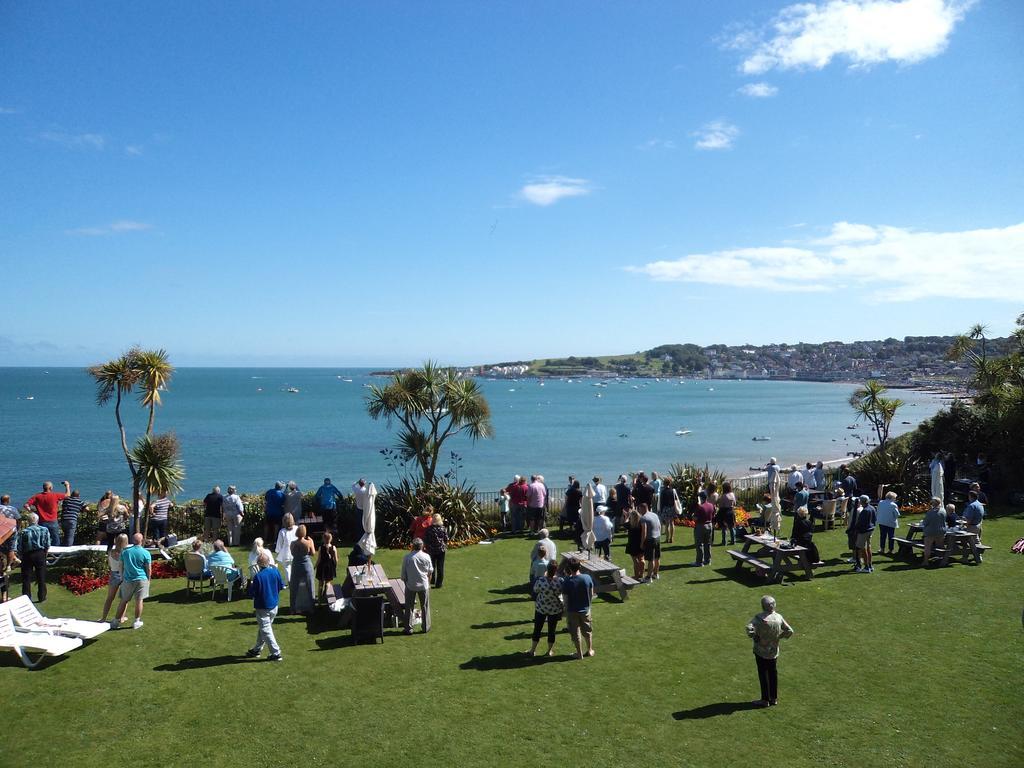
[358,482,377,559]
[581,483,596,554]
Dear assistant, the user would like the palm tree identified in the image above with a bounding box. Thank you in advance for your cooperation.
[130,432,185,539]
[135,348,174,436]
[88,348,144,485]
[366,361,494,483]
[849,380,903,448]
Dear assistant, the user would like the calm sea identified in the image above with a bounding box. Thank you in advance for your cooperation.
[0,367,943,504]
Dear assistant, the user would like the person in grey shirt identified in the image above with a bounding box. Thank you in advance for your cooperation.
[639,503,662,582]
[401,538,434,634]
[746,595,794,707]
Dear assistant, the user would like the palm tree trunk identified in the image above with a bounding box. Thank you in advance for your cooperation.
[143,490,152,540]
[146,402,155,436]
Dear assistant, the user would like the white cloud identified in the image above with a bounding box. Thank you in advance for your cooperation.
[638,138,677,151]
[39,130,106,150]
[125,144,143,156]
[738,82,779,98]
[519,176,592,206]
[693,120,740,150]
[732,0,975,74]
[629,220,1024,302]
[68,220,152,236]
[0,106,23,115]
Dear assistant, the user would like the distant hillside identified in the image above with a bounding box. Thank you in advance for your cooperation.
[479,335,1014,385]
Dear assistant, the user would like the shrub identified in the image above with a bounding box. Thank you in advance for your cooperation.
[849,435,929,505]
[375,478,488,548]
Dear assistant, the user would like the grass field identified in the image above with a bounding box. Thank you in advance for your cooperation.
[5,511,1023,768]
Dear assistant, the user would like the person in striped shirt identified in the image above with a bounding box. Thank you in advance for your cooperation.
[148,495,173,543]
[61,490,87,546]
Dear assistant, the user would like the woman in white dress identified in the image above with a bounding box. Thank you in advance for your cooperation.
[275,513,298,580]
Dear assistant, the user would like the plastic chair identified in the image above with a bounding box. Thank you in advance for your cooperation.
[210,565,239,602]
[184,553,211,598]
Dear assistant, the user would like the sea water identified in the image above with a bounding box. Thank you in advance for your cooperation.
[0,367,943,503]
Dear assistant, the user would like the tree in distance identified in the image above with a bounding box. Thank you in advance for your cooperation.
[849,379,903,448]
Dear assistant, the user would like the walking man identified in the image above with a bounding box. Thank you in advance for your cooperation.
[23,479,70,547]
[17,513,51,602]
[562,557,595,658]
[246,550,285,661]
[746,595,794,707]
[315,477,344,535]
[401,538,434,634]
[112,533,151,629]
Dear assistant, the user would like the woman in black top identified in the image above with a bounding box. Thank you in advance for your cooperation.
[790,506,820,564]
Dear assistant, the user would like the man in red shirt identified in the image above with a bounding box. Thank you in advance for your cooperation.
[506,475,530,535]
[24,480,70,546]
[692,489,716,567]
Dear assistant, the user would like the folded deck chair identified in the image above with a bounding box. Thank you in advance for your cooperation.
[7,595,109,640]
[0,607,82,669]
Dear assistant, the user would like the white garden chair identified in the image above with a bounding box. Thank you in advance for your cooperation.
[7,595,109,640]
[210,565,240,602]
[0,605,82,669]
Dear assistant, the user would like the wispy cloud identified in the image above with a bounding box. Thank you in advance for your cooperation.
[738,82,779,98]
[628,220,1024,302]
[693,120,740,150]
[519,176,593,206]
[68,220,152,236]
[125,144,143,156]
[39,130,105,150]
[638,138,677,151]
[729,0,976,75]
[0,106,23,115]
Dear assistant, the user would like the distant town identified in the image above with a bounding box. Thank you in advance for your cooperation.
[472,335,1013,392]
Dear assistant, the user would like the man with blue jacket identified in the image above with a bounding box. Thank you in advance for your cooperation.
[246,551,285,661]
[315,477,344,535]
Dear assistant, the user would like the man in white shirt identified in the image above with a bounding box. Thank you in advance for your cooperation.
[592,477,608,508]
[401,538,434,634]
[787,466,802,492]
[223,486,245,546]
[352,478,368,516]
[801,463,816,490]
[532,529,557,566]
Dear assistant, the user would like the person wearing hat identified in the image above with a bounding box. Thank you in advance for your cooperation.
[854,494,877,573]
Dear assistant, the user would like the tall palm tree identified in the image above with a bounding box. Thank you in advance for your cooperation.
[130,432,185,539]
[135,348,174,436]
[367,361,493,483]
[88,348,144,480]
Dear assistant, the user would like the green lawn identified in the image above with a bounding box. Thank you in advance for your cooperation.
[5,511,1023,768]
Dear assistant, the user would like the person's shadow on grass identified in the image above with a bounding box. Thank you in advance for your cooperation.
[460,651,575,671]
[153,655,252,671]
[672,701,764,720]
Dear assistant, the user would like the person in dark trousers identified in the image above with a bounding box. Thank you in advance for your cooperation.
[422,512,449,588]
[17,513,51,602]
[746,595,794,707]
[790,506,820,564]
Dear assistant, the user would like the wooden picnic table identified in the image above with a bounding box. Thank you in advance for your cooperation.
[560,551,638,601]
[894,522,987,566]
[343,563,406,621]
[728,534,814,582]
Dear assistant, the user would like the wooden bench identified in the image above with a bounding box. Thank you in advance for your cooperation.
[618,575,641,588]
[727,549,772,574]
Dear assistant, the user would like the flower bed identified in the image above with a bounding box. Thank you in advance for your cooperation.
[58,560,186,595]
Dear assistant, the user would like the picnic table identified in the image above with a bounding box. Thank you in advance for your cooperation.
[324,564,407,623]
[560,551,639,601]
[728,533,814,582]
[893,522,989,566]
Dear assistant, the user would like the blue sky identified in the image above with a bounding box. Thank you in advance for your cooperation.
[1,0,1021,366]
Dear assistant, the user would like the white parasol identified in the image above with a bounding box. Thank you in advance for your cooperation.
[580,483,596,553]
[358,482,377,557]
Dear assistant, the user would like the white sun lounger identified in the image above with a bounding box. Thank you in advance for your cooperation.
[0,607,82,669]
[6,595,110,640]
[46,535,199,565]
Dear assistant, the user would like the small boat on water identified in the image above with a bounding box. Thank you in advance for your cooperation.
[675,429,692,436]
[285,387,300,394]
[846,424,858,429]
[752,436,771,441]
[594,393,602,398]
